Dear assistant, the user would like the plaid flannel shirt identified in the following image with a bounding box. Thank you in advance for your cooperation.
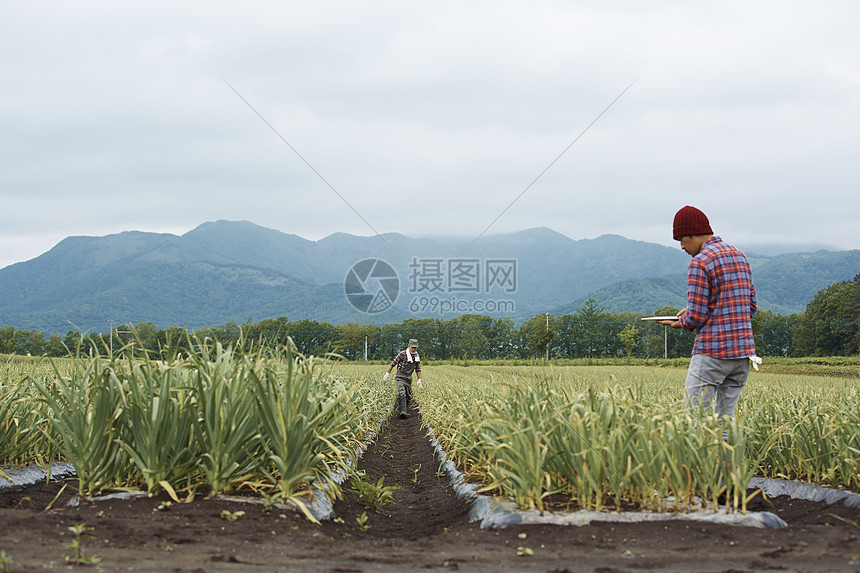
[678,236,757,359]
[390,350,421,374]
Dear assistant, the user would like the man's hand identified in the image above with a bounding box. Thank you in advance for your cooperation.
[749,355,762,371]
[657,310,685,329]
[383,372,390,382]
[416,378,423,389]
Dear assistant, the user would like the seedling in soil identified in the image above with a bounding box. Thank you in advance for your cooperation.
[356,512,370,532]
[155,500,173,511]
[0,550,13,573]
[220,510,245,522]
[63,523,101,565]
[410,464,422,486]
[516,546,534,556]
[260,491,279,513]
[349,475,400,513]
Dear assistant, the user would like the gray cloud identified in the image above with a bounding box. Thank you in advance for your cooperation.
[1,1,858,269]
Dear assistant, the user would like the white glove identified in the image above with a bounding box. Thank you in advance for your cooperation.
[417,378,423,389]
[383,372,390,382]
[749,355,762,371]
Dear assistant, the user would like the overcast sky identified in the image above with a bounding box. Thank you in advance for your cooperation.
[2,1,859,269]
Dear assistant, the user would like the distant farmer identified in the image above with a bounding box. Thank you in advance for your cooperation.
[658,206,758,426]
[383,339,422,419]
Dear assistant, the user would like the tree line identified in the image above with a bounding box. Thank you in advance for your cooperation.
[2,275,857,360]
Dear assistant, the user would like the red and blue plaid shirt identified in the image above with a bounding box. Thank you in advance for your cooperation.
[390,350,421,374]
[678,236,757,359]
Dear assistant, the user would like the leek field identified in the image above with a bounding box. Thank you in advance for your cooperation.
[2,347,858,516]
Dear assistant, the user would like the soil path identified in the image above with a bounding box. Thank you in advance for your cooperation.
[1,401,859,572]
[325,401,472,539]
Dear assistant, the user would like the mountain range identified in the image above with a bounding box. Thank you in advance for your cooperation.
[1,220,857,334]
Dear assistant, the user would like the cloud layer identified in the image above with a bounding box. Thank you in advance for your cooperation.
[2,1,858,268]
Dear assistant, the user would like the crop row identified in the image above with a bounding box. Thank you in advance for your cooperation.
[3,356,857,516]
[1,343,393,518]
[418,366,860,513]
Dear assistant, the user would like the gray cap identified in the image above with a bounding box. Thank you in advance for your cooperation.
[408,338,418,348]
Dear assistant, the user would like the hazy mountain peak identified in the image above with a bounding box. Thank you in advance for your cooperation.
[1,220,856,333]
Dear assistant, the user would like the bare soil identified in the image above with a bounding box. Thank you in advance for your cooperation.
[2,402,859,572]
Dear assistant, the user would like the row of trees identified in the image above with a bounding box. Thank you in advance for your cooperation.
[2,276,858,360]
[2,306,667,361]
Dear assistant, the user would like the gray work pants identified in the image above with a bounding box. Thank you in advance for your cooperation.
[685,353,750,418]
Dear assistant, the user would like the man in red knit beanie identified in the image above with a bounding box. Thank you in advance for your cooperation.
[659,206,758,429]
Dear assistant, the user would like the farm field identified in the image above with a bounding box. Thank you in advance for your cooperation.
[2,354,859,571]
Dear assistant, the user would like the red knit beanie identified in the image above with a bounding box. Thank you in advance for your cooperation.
[672,206,712,240]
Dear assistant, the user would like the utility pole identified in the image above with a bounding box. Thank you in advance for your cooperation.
[364,335,368,361]
[545,313,550,361]
[664,325,668,360]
